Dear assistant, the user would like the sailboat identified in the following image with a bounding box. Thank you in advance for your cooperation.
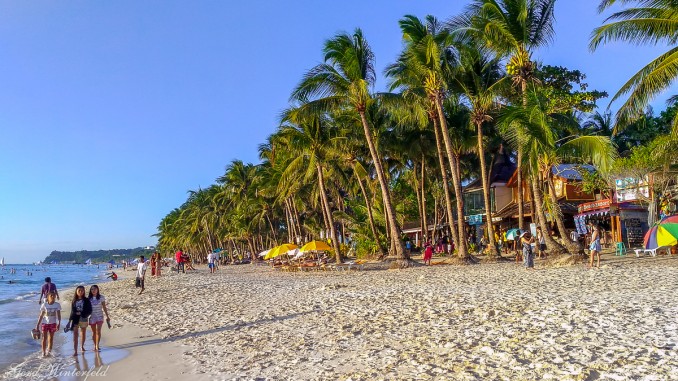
[85,258,92,265]
[1,257,4,266]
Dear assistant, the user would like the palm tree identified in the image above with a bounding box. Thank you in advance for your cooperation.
[450,0,557,231]
[500,89,618,255]
[453,44,506,257]
[590,0,678,132]
[275,113,346,263]
[386,14,472,260]
[290,29,410,263]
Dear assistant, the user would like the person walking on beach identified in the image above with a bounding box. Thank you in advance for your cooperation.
[150,252,157,277]
[38,277,59,304]
[520,232,536,270]
[68,285,92,356]
[176,249,185,273]
[136,255,148,294]
[423,242,433,265]
[88,285,110,352]
[207,250,216,274]
[35,291,61,357]
[155,252,162,277]
[589,222,602,268]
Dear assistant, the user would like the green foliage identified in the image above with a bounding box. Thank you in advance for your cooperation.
[613,105,675,153]
[44,248,154,264]
[536,65,608,113]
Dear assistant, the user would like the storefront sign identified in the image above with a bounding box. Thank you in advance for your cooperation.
[578,199,612,214]
[468,214,483,226]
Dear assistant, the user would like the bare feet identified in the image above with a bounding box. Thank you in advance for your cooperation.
[73,352,78,356]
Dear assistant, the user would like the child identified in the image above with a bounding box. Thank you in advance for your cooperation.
[88,285,110,352]
[67,286,92,356]
[35,291,61,357]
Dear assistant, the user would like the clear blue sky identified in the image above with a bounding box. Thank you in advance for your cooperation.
[0,1,674,263]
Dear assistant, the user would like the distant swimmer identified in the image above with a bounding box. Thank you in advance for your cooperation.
[8,280,14,284]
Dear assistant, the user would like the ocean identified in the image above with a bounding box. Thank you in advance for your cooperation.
[0,263,121,378]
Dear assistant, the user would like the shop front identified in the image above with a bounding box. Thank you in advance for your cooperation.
[574,199,648,247]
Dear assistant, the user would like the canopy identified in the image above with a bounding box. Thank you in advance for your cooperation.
[300,240,332,252]
[644,215,678,249]
[264,244,298,260]
[505,229,521,241]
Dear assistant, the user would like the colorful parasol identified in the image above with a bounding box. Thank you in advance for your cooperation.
[643,215,678,249]
[505,228,521,241]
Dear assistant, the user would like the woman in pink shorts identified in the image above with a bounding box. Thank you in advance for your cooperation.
[88,285,110,352]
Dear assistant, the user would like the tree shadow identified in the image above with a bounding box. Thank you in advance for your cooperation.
[109,310,315,350]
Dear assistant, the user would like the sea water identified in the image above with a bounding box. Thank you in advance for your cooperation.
[0,263,116,376]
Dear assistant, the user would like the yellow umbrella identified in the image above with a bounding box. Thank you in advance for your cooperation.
[264,243,298,260]
[300,240,332,252]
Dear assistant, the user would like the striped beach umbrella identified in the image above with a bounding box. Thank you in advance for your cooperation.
[643,215,678,249]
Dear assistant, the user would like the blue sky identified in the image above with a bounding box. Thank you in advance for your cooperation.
[0,1,674,263]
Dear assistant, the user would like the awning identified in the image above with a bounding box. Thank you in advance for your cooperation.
[574,209,610,219]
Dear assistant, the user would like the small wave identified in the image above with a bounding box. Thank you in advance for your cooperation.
[14,292,38,301]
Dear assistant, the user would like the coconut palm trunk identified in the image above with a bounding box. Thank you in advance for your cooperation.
[475,121,500,257]
[358,111,408,260]
[432,115,461,253]
[354,168,388,257]
[546,173,583,255]
[316,164,343,263]
[530,174,567,255]
[434,96,469,259]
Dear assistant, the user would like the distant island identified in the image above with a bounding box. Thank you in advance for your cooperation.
[43,247,155,264]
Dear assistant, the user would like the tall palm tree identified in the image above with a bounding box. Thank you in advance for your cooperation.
[290,29,410,263]
[450,0,557,231]
[453,44,506,257]
[275,113,345,263]
[590,0,678,132]
[387,14,472,260]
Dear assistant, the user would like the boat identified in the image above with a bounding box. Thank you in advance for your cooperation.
[0,257,4,266]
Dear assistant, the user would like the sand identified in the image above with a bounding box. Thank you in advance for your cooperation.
[5,254,678,380]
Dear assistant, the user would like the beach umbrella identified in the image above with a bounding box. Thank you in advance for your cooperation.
[264,244,298,260]
[643,215,678,249]
[300,240,332,252]
[505,229,521,241]
[257,249,271,258]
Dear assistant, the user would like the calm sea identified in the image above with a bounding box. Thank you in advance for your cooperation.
[0,263,117,376]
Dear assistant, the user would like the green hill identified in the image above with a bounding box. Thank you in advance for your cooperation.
[43,247,155,264]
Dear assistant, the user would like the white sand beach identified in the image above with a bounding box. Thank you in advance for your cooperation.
[83,254,678,381]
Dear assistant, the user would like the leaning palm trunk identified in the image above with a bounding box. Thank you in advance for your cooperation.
[432,116,461,253]
[546,174,583,255]
[476,121,500,257]
[530,175,567,255]
[316,164,343,263]
[355,168,388,257]
[358,111,408,261]
[434,95,469,259]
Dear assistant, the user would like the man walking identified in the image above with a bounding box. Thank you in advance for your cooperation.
[136,256,148,295]
[207,251,216,274]
[38,277,60,304]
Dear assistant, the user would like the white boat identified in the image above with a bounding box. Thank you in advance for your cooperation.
[0,257,4,266]
[85,258,92,265]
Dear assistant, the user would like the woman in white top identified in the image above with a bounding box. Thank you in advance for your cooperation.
[88,285,110,352]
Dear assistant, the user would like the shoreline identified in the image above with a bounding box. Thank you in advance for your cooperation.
[5,254,678,380]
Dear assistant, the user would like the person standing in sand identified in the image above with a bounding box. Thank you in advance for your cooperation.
[207,250,216,274]
[423,242,433,265]
[136,255,148,294]
[589,222,601,268]
[35,291,61,357]
[88,285,110,352]
[150,252,157,277]
[520,232,536,270]
[69,285,92,356]
[176,249,185,273]
[155,252,162,277]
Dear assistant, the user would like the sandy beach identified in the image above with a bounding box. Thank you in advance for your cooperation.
[5,254,678,380]
[78,253,676,381]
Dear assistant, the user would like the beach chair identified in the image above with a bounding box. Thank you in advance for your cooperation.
[614,242,627,256]
[645,246,671,257]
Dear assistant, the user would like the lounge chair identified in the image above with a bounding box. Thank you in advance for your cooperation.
[645,246,671,257]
